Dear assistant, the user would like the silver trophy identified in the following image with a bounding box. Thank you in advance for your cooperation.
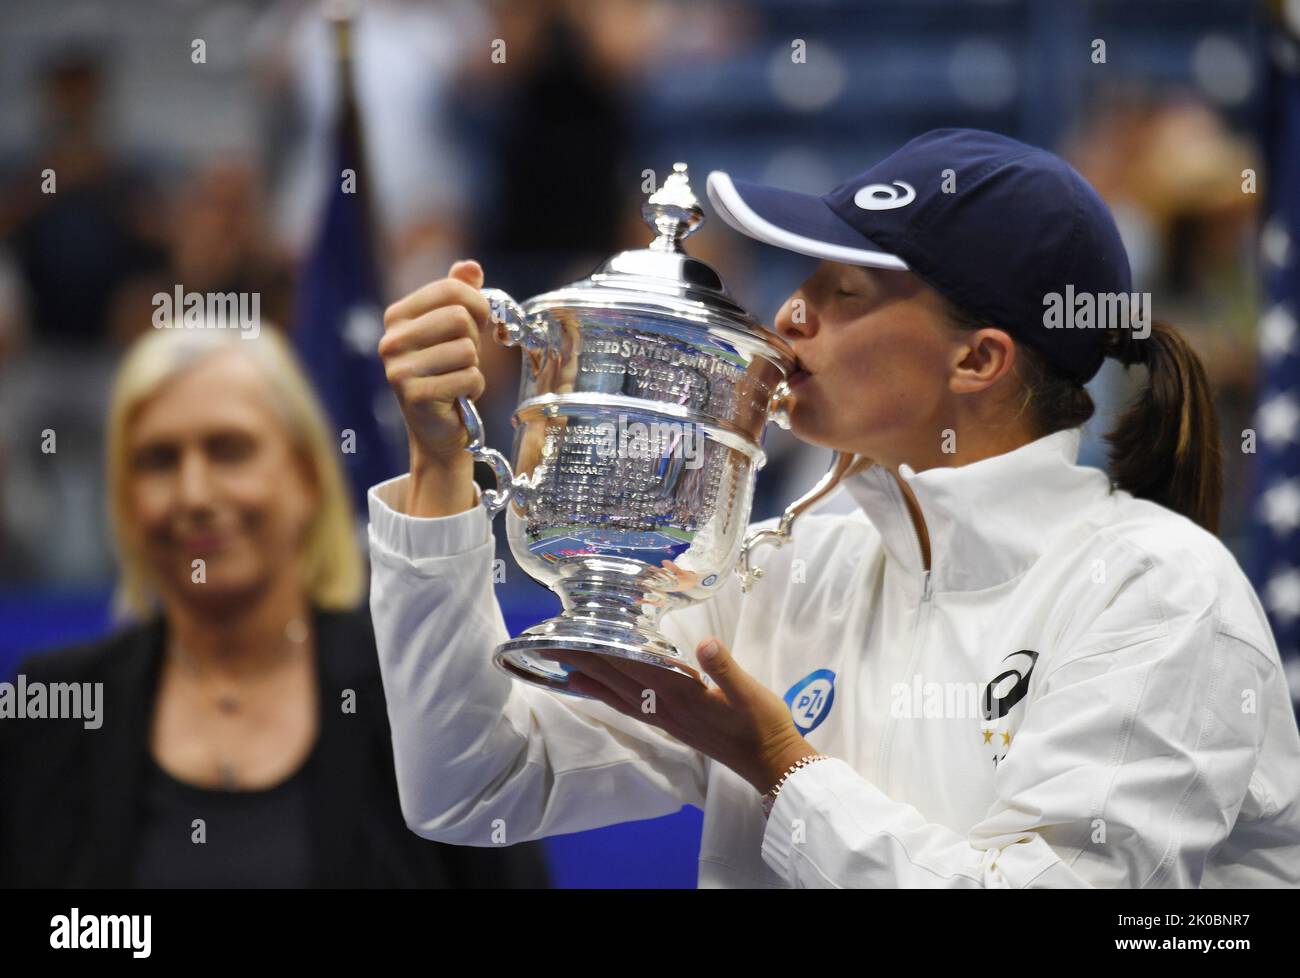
[457,163,853,696]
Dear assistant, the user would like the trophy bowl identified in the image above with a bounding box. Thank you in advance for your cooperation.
[457,163,849,696]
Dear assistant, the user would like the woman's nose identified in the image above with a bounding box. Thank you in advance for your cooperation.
[177,450,215,509]
[775,291,816,341]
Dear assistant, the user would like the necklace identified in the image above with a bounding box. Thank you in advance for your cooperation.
[166,617,311,789]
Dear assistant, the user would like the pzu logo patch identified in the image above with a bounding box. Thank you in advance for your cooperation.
[784,669,836,734]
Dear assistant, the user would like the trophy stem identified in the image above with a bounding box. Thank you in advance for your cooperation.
[555,574,676,630]
[491,571,702,697]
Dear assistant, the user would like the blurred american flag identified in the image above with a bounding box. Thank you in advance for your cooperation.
[1250,8,1300,710]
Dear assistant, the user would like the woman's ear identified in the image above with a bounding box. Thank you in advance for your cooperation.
[949,327,1017,394]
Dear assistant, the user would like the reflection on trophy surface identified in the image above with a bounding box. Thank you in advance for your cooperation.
[456,163,850,696]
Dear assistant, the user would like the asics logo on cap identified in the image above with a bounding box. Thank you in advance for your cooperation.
[853,180,916,210]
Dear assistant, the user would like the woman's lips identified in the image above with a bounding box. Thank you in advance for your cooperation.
[788,367,812,389]
[181,533,229,553]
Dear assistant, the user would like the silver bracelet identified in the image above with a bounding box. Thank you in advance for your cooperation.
[760,753,832,819]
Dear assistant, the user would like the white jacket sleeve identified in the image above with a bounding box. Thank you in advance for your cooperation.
[367,474,721,846]
[760,568,1277,888]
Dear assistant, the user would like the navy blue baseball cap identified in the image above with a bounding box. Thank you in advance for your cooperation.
[705,128,1133,385]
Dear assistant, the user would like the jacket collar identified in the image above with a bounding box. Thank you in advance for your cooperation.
[842,427,1113,594]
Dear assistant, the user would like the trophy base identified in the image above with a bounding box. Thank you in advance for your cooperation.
[492,621,704,698]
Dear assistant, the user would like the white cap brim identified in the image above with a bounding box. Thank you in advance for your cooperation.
[705,171,909,271]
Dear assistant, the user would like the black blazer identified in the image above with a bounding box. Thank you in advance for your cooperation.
[0,607,551,888]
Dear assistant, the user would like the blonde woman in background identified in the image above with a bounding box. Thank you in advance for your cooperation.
[0,324,549,889]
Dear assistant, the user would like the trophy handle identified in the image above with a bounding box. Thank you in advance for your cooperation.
[453,287,545,518]
[455,395,520,517]
[480,287,550,352]
[735,451,860,592]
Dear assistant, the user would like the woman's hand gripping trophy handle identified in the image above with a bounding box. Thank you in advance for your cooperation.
[378,260,491,518]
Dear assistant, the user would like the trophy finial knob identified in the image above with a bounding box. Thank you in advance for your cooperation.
[643,162,704,252]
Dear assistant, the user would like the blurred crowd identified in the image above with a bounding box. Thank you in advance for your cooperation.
[0,0,1269,602]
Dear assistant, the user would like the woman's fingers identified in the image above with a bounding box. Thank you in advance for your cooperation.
[566,672,639,717]
[383,274,489,331]
[552,651,648,705]
[596,655,708,695]
[379,305,482,360]
[395,368,486,408]
[383,334,479,384]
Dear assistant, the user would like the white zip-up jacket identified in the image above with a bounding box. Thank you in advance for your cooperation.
[367,426,1300,888]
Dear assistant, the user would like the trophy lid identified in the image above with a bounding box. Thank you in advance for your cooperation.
[521,163,791,359]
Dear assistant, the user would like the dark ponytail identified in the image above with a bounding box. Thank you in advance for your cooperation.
[1103,319,1223,534]
[944,302,1224,534]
